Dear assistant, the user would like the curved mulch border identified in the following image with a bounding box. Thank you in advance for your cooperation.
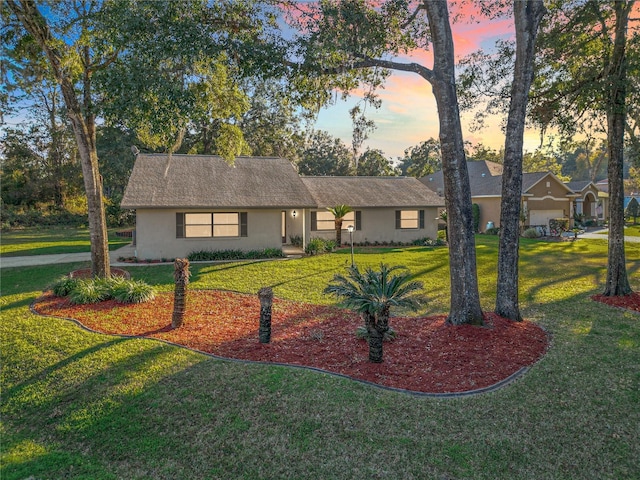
[591,292,640,315]
[30,290,550,399]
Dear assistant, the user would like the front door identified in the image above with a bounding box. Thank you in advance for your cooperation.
[281,211,286,243]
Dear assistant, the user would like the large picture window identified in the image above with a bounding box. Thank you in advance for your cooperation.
[177,212,247,238]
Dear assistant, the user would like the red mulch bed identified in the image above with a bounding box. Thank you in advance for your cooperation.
[592,292,640,313]
[33,290,548,394]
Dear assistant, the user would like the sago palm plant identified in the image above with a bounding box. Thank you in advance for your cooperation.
[325,263,423,363]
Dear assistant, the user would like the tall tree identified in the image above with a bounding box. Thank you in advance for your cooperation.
[5,0,272,277]
[357,148,396,176]
[297,130,353,176]
[238,78,306,161]
[531,0,636,296]
[6,0,113,277]
[288,0,483,325]
[399,138,442,177]
[495,0,546,322]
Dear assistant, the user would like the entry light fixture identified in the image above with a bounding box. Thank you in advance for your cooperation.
[292,210,297,218]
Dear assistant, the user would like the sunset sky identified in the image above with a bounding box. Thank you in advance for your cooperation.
[311,7,542,160]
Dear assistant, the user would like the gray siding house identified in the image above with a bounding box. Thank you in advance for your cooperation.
[121,154,444,260]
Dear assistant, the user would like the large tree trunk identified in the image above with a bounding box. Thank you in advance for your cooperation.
[425,1,483,326]
[8,0,111,278]
[603,1,632,296]
[496,0,546,322]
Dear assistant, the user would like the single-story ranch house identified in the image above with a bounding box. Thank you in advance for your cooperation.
[420,160,607,232]
[121,154,445,260]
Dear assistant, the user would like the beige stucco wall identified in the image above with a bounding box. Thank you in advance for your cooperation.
[134,208,285,260]
[303,207,440,245]
[472,197,502,231]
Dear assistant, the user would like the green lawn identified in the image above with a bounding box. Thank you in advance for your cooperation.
[0,227,132,257]
[1,236,639,479]
[625,224,640,236]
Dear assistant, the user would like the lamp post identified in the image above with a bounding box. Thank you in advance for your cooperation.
[347,224,355,267]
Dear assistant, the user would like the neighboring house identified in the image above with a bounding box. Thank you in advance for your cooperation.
[565,181,605,223]
[420,161,579,232]
[121,154,444,260]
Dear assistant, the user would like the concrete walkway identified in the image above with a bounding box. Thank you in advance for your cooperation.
[579,228,640,243]
[0,244,137,269]
[0,244,306,269]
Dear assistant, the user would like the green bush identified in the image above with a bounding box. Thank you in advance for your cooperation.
[69,278,112,304]
[111,279,156,303]
[51,276,81,297]
[289,234,303,247]
[54,275,156,305]
[485,227,500,235]
[187,248,284,262]
[522,227,541,239]
[305,237,326,255]
[0,205,86,229]
[472,203,480,233]
[323,239,338,252]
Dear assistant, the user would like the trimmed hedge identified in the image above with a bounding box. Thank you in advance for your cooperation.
[187,248,284,262]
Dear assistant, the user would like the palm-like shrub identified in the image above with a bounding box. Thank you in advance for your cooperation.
[327,204,353,246]
[325,263,423,363]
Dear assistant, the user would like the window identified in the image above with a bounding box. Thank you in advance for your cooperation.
[396,210,425,229]
[311,211,360,231]
[185,213,213,237]
[177,212,247,238]
[213,213,239,237]
[314,211,336,231]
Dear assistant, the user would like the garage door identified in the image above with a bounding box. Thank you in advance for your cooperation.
[529,210,564,227]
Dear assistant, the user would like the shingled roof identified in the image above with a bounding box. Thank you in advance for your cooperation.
[421,161,575,197]
[121,154,316,209]
[300,176,444,208]
[122,154,446,210]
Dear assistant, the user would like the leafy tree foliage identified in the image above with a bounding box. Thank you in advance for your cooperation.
[399,138,442,177]
[356,148,396,176]
[238,78,307,162]
[467,143,504,163]
[297,131,352,176]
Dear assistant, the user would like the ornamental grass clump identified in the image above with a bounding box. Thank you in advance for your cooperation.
[325,263,423,363]
[111,279,156,304]
[69,278,112,304]
[51,275,156,305]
